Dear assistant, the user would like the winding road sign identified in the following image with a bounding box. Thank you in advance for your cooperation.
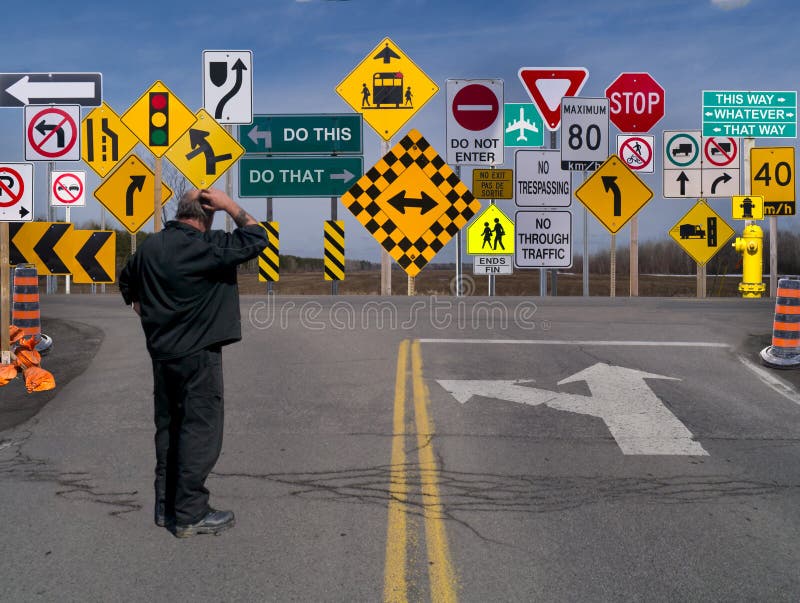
[203,50,253,124]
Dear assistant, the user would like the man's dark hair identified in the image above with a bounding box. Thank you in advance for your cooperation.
[174,190,210,222]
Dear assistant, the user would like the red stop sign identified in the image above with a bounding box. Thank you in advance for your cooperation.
[604,72,665,133]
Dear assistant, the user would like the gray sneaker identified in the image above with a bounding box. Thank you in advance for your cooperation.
[174,509,235,538]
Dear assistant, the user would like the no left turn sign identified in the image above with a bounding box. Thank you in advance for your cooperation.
[51,171,86,207]
[25,104,81,161]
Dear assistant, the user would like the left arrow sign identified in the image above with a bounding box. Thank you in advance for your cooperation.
[0,73,102,107]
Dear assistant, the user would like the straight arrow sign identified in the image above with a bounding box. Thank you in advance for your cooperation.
[0,73,102,107]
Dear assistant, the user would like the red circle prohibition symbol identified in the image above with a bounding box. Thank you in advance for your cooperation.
[452,84,499,131]
[0,167,24,208]
[53,173,83,204]
[620,136,652,171]
[704,137,738,167]
[27,108,78,158]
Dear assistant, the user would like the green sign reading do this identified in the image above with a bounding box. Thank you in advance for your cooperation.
[239,156,364,198]
[238,114,363,154]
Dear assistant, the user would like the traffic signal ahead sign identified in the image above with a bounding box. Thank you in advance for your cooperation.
[122,81,196,157]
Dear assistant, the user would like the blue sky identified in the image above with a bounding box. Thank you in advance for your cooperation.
[1,0,798,263]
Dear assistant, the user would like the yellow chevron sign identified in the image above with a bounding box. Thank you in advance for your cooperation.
[9,223,116,282]
[54,230,116,284]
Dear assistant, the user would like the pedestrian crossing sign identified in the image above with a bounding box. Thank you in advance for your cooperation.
[466,204,515,255]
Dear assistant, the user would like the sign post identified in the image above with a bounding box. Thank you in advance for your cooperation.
[1,221,9,364]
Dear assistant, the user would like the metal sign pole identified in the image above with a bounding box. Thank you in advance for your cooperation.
[1,222,10,365]
[225,125,234,233]
[630,215,639,297]
[65,207,71,295]
[610,233,616,299]
[770,215,778,298]
[488,198,496,297]
[583,170,589,297]
[455,165,463,297]
[100,208,106,294]
[154,156,163,232]
[380,139,392,296]
[267,197,273,295]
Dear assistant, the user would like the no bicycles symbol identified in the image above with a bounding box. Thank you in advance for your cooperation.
[25,105,81,161]
[618,135,653,172]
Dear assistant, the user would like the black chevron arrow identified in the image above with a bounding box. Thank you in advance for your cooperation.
[9,222,24,265]
[75,232,113,282]
[387,190,437,214]
[33,223,71,274]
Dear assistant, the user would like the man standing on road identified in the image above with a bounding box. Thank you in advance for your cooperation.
[119,188,266,538]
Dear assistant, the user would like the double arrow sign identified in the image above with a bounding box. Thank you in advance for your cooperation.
[9,222,116,283]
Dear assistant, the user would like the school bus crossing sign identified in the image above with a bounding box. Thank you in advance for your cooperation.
[341,129,480,277]
[336,37,439,141]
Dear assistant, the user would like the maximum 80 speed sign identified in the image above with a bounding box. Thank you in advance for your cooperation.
[560,97,609,172]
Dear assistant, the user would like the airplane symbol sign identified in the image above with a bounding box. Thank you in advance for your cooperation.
[504,103,544,147]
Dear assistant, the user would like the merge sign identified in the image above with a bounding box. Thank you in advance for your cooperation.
[703,90,797,138]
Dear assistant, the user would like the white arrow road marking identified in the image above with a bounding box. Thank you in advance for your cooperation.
[438,362,708,456]
[6,76,96,104]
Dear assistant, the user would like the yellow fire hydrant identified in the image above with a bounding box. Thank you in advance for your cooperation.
[732,224,766,298]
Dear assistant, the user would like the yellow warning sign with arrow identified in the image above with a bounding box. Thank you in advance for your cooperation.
[336,37,439,141]
[165,109,244,188]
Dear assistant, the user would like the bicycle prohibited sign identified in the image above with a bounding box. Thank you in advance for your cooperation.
[25,105,81,161]
[617,135,654,173]
[51,171,86,206]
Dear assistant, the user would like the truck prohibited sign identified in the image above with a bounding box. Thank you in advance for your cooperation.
[703,136,738,167]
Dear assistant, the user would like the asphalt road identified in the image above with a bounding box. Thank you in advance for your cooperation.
[1,294,799,602]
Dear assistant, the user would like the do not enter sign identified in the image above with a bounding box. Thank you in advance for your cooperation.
[446,79,504,166]
[605,72,665,133]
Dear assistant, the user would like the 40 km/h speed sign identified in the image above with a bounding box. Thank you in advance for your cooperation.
[560,97,609,171]
[751,146,796,216]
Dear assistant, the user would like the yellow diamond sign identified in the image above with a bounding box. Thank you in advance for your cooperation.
[669,199,734,266]
[81,102,139,178]
[574,154,653,234]
[94,154,173,234]
[336,37,439,141]
[121,81,197,157]
[341,129,480,277]
[466,204,515,255]
[165,109,244,188]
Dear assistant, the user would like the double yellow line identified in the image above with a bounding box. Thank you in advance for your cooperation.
[384,340,458,603]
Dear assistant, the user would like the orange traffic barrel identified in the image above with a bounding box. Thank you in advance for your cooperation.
[12,264,40,339]
[761,277,800,369]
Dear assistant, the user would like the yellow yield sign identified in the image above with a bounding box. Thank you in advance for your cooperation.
[574,154,653,234]
[122,81,197,157]
[342,129,480,277]
[466,205,515,255]
[336,37,439,141]
[81,102,139,178]
[94,154,173,233]
[732,195,764,220]
[166,109,244,188]
[669,199,734,266]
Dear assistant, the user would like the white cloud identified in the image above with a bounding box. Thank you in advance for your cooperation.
[710,0,751,9]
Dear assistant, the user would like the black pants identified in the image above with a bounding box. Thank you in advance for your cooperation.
[152,346,224,525]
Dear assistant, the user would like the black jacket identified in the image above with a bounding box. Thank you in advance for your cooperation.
[119,221,267,360]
